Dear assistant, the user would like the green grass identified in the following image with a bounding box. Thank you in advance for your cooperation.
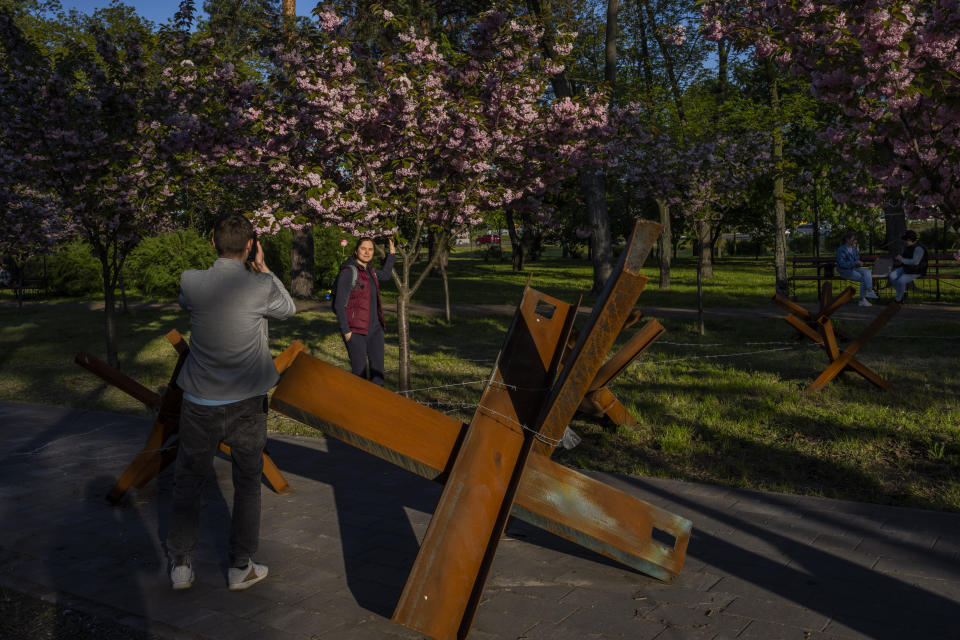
[556,315,960,512]
[384,246,784,308]
[2,251,959,512]
[380,245,960,307]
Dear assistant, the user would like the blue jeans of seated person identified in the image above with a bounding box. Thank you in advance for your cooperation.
[888,267,919,301]
[836,267,873,299]
[167,395,267,569]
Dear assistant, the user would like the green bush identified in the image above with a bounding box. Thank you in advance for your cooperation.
[727,237,767,256]
[258,229,292,288]
[259,226,352,292]
[125,230,216,299]
[47,240,103,296]
[787,234,815,255]
[316,226,353,289]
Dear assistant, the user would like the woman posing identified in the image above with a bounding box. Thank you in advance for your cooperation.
[333,236,396,386]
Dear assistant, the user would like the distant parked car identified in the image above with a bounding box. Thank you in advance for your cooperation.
[476,234,500,244]
[790,224,831,237]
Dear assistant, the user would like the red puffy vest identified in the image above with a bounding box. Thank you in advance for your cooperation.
[345,263,385,334]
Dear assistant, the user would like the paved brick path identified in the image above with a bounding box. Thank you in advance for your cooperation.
[2,401,958,640]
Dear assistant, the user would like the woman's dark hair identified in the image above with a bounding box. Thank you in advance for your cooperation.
[213,214,254,257]
[351,236,376,259]
[842,232,858,244]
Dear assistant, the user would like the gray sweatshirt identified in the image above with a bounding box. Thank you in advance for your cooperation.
[177,258,296,401]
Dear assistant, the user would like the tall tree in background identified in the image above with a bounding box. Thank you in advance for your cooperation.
[0,6,68,308]
[702,0,960,239]
[1,6,177,365]
[279,0,316,298]
[179,7,601,390]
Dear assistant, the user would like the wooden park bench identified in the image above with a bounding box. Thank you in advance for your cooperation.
[789,253,960,301]
[1,276,48,297]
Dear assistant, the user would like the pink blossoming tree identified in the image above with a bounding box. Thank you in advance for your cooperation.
[701,0,960,233]
[1,8,176,365]
[0,11,69,308]
[195,8,604,390]
[612,106,771,331]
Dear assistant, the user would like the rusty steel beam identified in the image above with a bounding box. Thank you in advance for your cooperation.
[820,286,856,317]
[393,287,575,640]
[74,352,161,409]
[771,294,811,319]
[272,366,691,636]
[104,342,189,503]
[271,354,464,481]
[271,356,692,581]
[269,221,689,640]
[806,302,900,392]
[578,387,636,425]
[514,453,690,580]
[774,286,898,393]
[588,318,665,391]
[532,220,661,455]
[87,336,304,502]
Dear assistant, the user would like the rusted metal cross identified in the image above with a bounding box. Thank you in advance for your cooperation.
[568,309,664,426]
[773,286,901,392]
[75,330,303,502]
[271,220,692,640]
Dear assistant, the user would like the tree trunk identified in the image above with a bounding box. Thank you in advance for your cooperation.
[696,248,705,336]
[505,210,524,271]
[119,273,129,314]
[769,62,788,297]
[717,40,728,109]
[391,229,450,392]
[102,258,119,368]
[14,263,24,310]
[282,0,314,298]
[883,198,906,257]
[812,173,822,257]
[396,289,411,392]
[527,0,613,289]
[440,255,451,324]
[698,220,714,279]
[290,226,314,298]
[656,199,671,289]
[431,231,451,323]
[581,169,613,293]
[604,0,620,86]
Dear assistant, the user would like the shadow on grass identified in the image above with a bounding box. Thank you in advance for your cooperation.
[581,370,959,511]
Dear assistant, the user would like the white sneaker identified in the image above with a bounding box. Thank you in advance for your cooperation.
[228,561,268,591]
[858,299,872,307]
[170,564,194,590]
[865,290,879,299]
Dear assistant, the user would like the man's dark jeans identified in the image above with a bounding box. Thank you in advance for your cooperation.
[167,395,267,569]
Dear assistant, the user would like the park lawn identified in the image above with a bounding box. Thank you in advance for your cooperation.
[1,299,958,513]
[381,245,960,307]
[382,246,782,308]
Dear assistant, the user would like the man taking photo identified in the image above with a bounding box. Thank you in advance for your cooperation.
[167,213,296,591]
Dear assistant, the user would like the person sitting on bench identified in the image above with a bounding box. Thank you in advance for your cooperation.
[835,232,878,307]
[889,230,928,302]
